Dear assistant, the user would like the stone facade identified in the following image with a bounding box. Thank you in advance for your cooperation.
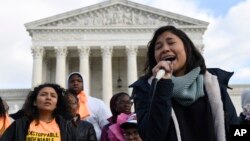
[0,89,29,114]
[24,0,208,107]
[229,85,250,114]
[2,0,247,115]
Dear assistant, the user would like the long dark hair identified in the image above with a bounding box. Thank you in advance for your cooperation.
[22,83,69,120]
[65,89,80,125]
[144,25,206,79]
[0,97,6,117]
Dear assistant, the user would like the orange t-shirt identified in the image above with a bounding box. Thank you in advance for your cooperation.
[26,119,61,141]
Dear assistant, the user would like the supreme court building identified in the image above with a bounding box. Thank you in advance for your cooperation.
[1,0,249,114]
[26,0,207,104]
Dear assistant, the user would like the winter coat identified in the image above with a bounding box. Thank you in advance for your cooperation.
[72,115,98,141]
[130,68,239,141]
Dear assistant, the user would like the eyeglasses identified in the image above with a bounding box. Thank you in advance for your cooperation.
[123,130,140,138]
[68,101,77,105]
[117,100,133,106]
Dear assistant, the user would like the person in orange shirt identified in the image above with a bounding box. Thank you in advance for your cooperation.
[1,83,76,141]
[0,97,11,137]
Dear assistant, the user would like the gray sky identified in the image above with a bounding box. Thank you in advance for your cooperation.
[0,0,249,89]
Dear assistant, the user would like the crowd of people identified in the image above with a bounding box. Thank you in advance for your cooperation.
[0,25,249,141]
[0,72,141,141]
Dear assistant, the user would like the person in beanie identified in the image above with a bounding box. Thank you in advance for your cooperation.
[67,72,111,140]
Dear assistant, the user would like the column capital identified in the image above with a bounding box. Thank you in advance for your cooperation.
[31,46,44,88]
[31,46,44,58]
[126,45,138,56]
[101,46,113,56]
[55,46,67,57]
[78,46,90,56]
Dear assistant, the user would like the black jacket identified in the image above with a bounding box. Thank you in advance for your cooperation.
[72,116,97,141]
[239,113,250,124]
[130,68,239,141]
[1,115,76,141]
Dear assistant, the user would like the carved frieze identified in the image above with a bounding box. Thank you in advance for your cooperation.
[40,5,194,27]
[32,31,84,42]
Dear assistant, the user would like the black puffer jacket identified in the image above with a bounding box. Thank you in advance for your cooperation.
[1,115,76,141]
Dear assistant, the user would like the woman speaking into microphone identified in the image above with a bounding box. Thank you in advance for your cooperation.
[129,25,239,141]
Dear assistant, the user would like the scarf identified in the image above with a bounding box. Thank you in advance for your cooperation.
[172,71,226,141]
[77,91,90,119]
[171,67,205,106]
[204,71,226,141]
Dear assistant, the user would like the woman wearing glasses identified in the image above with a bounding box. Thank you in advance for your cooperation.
[101,92,133,141]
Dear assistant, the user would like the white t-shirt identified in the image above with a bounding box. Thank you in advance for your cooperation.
[86,96,111,141]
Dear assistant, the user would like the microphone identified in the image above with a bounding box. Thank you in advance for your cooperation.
[155,69,165,80]
[155,58,174,80]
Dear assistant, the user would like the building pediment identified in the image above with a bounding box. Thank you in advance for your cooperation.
[25,0,208,30]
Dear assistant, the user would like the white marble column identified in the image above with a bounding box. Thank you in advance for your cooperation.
[101,46,113,106]
[78,46,90,95]
[31,46,44,88]
[126,45,138,95]
[55,46,67,88]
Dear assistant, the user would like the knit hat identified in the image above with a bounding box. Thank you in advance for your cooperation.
[120,113,137,129]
